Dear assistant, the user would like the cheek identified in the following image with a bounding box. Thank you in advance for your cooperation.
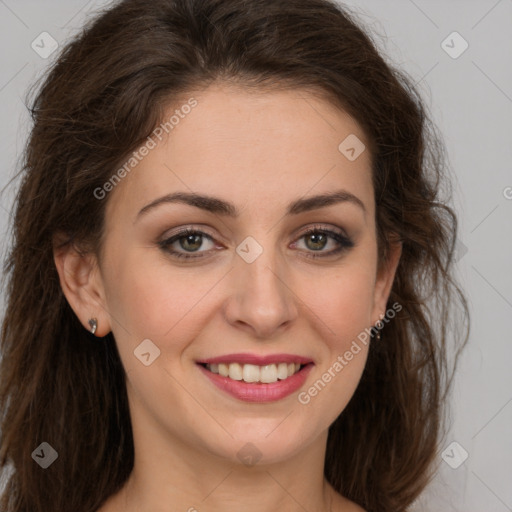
[296,266,376,345]
[104,258,172,336]
[294,271,374,423]
[291,263,375,417]
[102,248,225,357]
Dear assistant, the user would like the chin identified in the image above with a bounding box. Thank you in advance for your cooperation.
[204,421,317,467]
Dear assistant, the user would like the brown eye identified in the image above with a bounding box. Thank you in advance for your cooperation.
[294,226,354,259]
[158,228,217,260]
[178,233,203,252]
[304,232,329,251]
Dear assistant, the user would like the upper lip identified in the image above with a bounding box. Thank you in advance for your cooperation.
[197,353,314,365]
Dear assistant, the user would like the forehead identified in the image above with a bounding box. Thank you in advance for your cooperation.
[105,82,374,223]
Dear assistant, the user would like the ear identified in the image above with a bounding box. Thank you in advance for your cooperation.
[53,235,111,337]
[371,238,402,325]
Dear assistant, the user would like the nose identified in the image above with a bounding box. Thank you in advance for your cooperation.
[223,243,299,340]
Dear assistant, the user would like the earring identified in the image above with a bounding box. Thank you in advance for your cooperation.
[88,318,98,335]
[373,313,384,341]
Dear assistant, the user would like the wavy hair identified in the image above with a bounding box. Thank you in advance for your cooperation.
[0,0,469,511]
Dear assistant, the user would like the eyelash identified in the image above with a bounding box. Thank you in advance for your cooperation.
[158,225,354,261]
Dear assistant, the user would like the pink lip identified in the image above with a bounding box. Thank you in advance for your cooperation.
[197,353,314,365]
[197,362,314,403]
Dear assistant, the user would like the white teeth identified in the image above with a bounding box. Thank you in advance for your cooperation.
[260,364,277,383]
[242,364,260,383]
[205,361,304,383]
[228,362,243,380]
[277,362,288,380]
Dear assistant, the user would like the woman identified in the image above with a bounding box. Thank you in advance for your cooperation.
[0,0,470,511]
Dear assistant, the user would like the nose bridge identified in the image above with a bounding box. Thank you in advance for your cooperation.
[225,233,298,337]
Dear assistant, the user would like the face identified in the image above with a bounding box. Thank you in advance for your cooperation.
[75,82,400,465]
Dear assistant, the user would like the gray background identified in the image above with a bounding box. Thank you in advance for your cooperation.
[0,1,511,510]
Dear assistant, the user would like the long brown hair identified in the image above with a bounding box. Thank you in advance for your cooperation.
[0,1,469,511]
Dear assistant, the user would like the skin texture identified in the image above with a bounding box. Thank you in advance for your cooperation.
[54,82,401,512]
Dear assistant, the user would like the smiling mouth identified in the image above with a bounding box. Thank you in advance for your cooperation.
[200,362,306,384]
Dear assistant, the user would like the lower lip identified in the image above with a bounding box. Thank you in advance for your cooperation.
[198,363,314,403]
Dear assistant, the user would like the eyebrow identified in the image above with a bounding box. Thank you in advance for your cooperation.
[136,189,366,220]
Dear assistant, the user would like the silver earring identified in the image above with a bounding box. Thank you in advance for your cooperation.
[88,318,98,335]
[375,329,381,341]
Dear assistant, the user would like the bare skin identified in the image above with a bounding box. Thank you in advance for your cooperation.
[55,82,400,512]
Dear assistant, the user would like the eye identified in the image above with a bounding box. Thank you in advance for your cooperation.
[292,225,354,259]
[158,228,218,260]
